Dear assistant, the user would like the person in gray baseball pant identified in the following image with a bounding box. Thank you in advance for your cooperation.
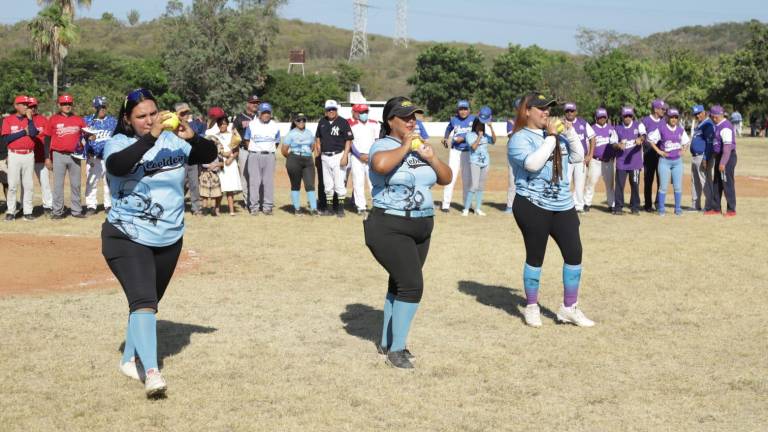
[52,150,82,216]
[184,164,201,214]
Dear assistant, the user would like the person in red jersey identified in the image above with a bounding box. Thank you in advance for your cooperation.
[46,94,87,219]
[1,95,38,221]
[27,97,53,215]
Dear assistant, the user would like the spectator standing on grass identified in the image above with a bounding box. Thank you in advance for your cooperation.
[709,105,737,216]
[690,105,715,212]
[208,116,242,216]
[507,92,594,328]
[646,108,690,216]
[0,114,8,210]
[280,112,318,215]
[47,94,87,219]
[175,103,203,215]
[1,95,37,221]
[440,100,475,213]
[233,95,259,209]
[103,88,217,398]
[585,108,618,212]
[28,97,52,215]
[462,106,495,217]
[314,99,353,217]
[348,103,380,216]
[364,96,452,369]
[612,107,645,215]
[244,102,280,216]
[563,102,596,213]
[198,142,223,217]
[641,99,666,212]
[84,96,117,216]
[730,110,742,137]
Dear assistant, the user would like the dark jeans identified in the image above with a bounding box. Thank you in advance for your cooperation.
[712,152,737,212]
[363,208,433,303]
[615,169,641,211]
[512,195,582,267]
[643,150,659,210]
[286,154,315,191]
[102,222,183,312]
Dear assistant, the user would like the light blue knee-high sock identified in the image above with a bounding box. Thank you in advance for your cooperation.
[657,192,667,214]
[307,191,317,210]
[290,190,301,210]
[563,264,582,307]
[380,293,395,350]
[523,264,542,305]
[674,192,682,214]
[121,319,136,364]
[475,190,484,211]
[129,311,159,371]
[390,300,419,352]
[464,191,475,211]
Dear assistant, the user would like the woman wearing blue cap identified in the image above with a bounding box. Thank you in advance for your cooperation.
[463,106,496,216]
[508,92,594,328]
[646,108,690,215]
[243,102,280,215]
[365,96,451,369]
[102,88,217,397]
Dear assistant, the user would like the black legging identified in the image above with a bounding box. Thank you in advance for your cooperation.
[101,222,183,312]
[363,208,433,303]
[285,153,315,191]
[512,195,582,267]
[643,150,659,210]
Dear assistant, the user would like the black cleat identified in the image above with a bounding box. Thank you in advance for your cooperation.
[51,213,66,220]
[386,350,414,369]
[377,345,415,359]
[71,212,86,219]
[4,213,14,221]
[23,214,34,221]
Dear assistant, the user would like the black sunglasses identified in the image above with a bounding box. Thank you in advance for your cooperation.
[178,110,191,116]
[296,119,306,123]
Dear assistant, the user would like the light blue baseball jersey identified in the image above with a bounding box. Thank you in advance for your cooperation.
[103,131,192,247]
[368,136,437,213]
[508,128,575,211]
[283,128,315,156]
[84,114,117,159]
[466,131,493,168]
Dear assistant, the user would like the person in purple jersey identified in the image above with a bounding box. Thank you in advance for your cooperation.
[646,108,690,216]
[612,107,646,215]
[440,100,476,212]
[563,102,596,213]
[585,108,617,212]
[709,105,737,216]
[641,99,666,212]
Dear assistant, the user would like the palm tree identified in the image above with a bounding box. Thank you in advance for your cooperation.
[29,4,78,102]
[36,0,92,19]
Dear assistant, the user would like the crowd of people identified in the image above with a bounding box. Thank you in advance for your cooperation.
[0,93,740,221]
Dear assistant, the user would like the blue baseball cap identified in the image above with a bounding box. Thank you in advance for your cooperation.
[478,106,493,123]
[258,102,272,113]
[457,100,470,109]
[692,104,705,115]
[92,96,107,108]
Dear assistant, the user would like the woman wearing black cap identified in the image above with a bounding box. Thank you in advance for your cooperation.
[280,112,318,215]
[364,96,452,369]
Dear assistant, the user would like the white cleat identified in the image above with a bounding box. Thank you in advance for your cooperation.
[118,357,145,382]
[461,209,470,217]
[523,304,542,327]
[144,369,167,398]
[475,209,487,216]
[556,303,595,327]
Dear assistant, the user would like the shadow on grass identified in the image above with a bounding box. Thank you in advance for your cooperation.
[457,280,557,323]
[119,320,217,368]
[340,303,382,345]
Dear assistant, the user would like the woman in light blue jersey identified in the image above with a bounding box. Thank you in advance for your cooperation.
[280,112,318,215]
[508,92,594,328]
[101,88,216,398]
[364,96,452,369]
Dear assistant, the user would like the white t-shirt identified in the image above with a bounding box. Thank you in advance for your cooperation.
[246,120,281,153]
[350,120,380,155]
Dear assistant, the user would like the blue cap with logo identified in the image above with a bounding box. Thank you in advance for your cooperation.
[92,96,107,108]
[691,104,705,115]
[259,102,273,113]
[478,106,493,123]
[457,100,470,109]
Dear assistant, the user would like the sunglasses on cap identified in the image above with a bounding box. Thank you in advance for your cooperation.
[124,88,154,109]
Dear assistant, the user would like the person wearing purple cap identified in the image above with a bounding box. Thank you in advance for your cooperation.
[612,107,646,215]
[646,108,690,215]
[585,108,617,212]
[563,102,596,213]
[690,105,715,212]
[641,99,666,212]
[709,105,737,216]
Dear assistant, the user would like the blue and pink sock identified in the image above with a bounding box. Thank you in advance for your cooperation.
[563,264,582,307]
[523,263,541,305]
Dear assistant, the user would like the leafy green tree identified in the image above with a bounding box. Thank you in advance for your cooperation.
[710,21,768,112]
[28,4,78,103]
[37,0,92,19]
[478,44,548,118]
[334,62,363,93]
[585,49,642,115]
[127,9,140,26]
[408,44,486,119]
[162,0,284,114]
[656,48,713,111]
[541,53,598,116]
[100,12,116,22]
[260,70,344,121]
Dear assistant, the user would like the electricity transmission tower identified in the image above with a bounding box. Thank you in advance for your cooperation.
[349,0,369,61]
[394,0,408,48]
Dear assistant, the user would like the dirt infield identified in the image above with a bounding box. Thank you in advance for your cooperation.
[0,234,198,297]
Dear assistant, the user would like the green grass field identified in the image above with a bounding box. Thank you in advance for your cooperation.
[0,138,766,431]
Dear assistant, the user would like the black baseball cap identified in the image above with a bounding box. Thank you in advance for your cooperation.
[386,97,424,119]
[247,94,260,103]
[525,92,557,109]
[294,112,307,121]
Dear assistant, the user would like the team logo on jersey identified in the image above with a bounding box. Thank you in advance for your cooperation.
[404,153,429,169]
[131,148,186,176]
[330,125,340,136]
[384,171,424,210]
[112,180,164,240]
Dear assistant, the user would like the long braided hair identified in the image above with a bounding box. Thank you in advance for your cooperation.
[513,94,562,183]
